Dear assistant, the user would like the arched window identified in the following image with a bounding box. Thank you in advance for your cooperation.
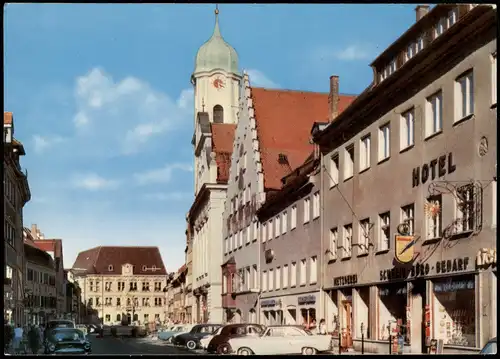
[213,105,224,123]
[116,314,121,322]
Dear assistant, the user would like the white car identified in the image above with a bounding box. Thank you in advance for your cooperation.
[228,325,332,355]
[200,327,223,349]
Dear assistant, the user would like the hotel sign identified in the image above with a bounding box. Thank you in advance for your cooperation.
[298,295,316,305]
[476,248,497,269]
[412,152,456,188]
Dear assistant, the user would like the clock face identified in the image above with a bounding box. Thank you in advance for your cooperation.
[212,77,225,90]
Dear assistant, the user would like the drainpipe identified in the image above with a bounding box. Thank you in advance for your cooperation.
[257,214,262,325]
[319,150,326,327]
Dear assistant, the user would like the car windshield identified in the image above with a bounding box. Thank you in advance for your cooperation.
[52,330,85,342]
[480,341,497,355]
[173,326,184,332]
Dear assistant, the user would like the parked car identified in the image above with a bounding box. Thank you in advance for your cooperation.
[480,337,497,355]
[227,325,332,355]
[206,323,265,354]
[76,325,88,336]
[44,328,92,355]
[159,325,192,342]
[172,324,223,350]
[44,320,76,338]
[200,327,223,350]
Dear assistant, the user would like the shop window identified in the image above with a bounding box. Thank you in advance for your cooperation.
[433,276,475,347]
[378,284,407,341]
[301,308,316,328]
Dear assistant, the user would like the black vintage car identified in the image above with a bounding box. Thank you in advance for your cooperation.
[44,328,92,355]
[207,324,265,354]
[172,324,222,350]
[44,320,76,339]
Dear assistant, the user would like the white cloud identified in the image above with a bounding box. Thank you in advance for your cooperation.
[134,163,193,185]
[31,67,193,157]
[71,173,119,191]
[32,134,66,154]
[335,44,372,61]
[245,69,280,88]
[141,192,193,201]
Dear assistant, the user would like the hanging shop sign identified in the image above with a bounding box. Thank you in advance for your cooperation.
[297,295,316,305]
[261,299,277,308]
[475,248,497,269]
[412,152,456,188]
[394,235,416,264]
[333,274,358,287]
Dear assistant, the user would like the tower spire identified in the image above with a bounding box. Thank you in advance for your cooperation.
[213,4,221,38]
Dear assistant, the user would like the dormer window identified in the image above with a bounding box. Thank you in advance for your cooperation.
[388,60,397,75]
[405,42,415,62]
[435,18,445,38]
[142,265,147,271]
[108,265,113,272]
[447,8,457,28]
[213,105,224,124]
[416,36,424,53]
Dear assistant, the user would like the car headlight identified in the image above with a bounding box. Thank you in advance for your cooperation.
[84,343,91,350]
[49,344,56,352]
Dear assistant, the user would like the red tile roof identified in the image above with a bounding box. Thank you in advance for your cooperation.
[251,88,355,190]
[32,239,63,259]
[4,112,13,125]
[211,123,236,184]
[71,246,167,275]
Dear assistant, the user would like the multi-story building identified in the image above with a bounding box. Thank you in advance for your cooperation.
[71,246,168,325]
[23,233,57,325]
[187,8,241,323]
[64,269,83,323]
[184,224,194,323]
[220,72,356,324]
[255,155,322,327]
[171,265,187,322]
[313,4,497,354]
[28,224,66,319]
[4,111,31,326]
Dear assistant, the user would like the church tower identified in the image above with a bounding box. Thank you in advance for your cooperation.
[191,7,241,126]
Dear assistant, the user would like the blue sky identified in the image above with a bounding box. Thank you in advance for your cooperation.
[4,3,418,272]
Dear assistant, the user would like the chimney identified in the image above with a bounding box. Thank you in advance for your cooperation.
[328,75,340,122]
[415,5,430,22]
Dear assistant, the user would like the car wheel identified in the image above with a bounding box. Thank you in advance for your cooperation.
[186,340,197,350]
[237,347,253,356]
[166,337,173,344]
[302,347,317,355]
[217,343,231,355]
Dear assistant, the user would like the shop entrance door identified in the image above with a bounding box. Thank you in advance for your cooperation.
[342,300,353,350]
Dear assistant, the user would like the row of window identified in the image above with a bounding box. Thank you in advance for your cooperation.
[27,269,56,285]
[379,7,461,83]
[87,296,164,307]
[4,175,17,206]
[25,295,57,309]
[5,220,16,247]
[88,280,163,292]
[262,257,318,292]
[330,63,496,186]
[328,184,477,260]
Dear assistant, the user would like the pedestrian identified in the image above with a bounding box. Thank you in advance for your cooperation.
[13,324,24,354]
[4,320,13,353]
[28,325,41,354]
[318,319,327,335]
